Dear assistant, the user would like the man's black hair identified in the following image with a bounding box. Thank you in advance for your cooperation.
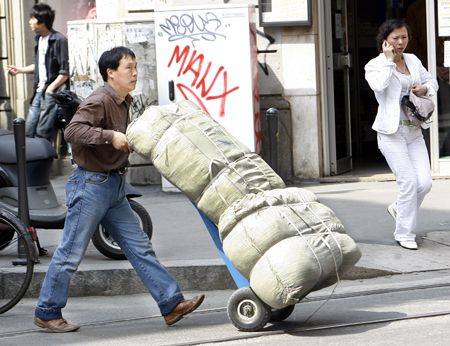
[98,46,136,82]
[30,3,55,31]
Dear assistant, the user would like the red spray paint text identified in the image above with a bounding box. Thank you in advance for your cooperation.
[167,45,240,117]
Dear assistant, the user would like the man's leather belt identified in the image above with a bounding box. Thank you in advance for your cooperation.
[109,166,128,175]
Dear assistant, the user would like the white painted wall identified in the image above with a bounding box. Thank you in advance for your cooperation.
[154,5,259,151]
[280,30,321,178]
[100,0,323,178]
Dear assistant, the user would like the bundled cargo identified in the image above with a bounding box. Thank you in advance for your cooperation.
[127,100,285,223]
[127,100,361,326]
[218,188,361,308]
[198,153,284,223]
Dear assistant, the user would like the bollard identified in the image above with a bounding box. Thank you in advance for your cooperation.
[266,107,279,172]
[12,118,31,266]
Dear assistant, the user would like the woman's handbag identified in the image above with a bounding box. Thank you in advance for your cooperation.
[401,91,435,122]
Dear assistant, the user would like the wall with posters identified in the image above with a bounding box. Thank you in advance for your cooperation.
[92,1,297,180]
[67,19,158,121]
[67,19,161,184]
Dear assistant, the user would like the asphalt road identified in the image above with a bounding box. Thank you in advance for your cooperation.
[2,270,450,345]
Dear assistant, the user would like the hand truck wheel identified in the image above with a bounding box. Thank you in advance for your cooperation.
[227,287,271,332]
[270,304,295,322]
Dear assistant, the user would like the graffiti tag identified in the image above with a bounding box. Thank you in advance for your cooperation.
[130,94,156,121]
[167,45,239,117]
[159,12,226,46]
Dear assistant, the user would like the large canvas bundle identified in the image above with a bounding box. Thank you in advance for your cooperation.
[126,102,188,158]
[127,101,360,310]
[197,153,285,224]
[127,101,249,201]
[218,188,361,308]
[127,101,284,221]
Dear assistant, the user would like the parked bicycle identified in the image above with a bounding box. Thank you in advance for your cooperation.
[0,208,35,314]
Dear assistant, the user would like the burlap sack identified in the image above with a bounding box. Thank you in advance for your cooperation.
[218,188,361,308]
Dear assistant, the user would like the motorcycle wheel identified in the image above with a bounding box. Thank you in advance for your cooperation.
[91,199,153,260]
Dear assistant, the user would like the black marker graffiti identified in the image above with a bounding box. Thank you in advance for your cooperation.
[159,12,226,46]
[256,30,277,76]
[130,95,157,120]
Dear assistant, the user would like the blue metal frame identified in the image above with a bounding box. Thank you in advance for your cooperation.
[196,208,249,289]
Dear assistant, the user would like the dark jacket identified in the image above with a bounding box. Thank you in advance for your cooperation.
[33,30,70,93]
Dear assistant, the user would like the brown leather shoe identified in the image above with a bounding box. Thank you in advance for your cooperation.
[34,317,80,333]
[164,294,205,326]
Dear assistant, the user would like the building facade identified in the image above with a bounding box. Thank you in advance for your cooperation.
[2,0,448,180]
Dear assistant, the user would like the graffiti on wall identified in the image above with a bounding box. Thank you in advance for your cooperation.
[156,8,261,152]
[250,23,262,153]
[158,12,226,47]
[167,44,239,117]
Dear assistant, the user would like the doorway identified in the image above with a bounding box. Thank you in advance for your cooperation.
[325,0,428,176]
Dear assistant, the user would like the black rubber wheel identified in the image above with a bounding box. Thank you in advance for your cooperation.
[0,209,35,314]
[92,199,153,260]
[270,305,295,322]
[227,287,271,332]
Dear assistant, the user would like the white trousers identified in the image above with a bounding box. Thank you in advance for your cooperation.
[377,126,432,241]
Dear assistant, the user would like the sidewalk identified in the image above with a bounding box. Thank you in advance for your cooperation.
[4,175,450,298]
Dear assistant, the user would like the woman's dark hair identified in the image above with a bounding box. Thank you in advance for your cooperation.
[376,19,411,52]
[98,46,136,82]
[30,3,55,31]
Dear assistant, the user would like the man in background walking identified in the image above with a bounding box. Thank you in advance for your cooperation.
[7,2,69,142]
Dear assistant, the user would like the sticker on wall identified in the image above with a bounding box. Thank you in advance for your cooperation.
[438,0,450,36]
[444,41,450,67]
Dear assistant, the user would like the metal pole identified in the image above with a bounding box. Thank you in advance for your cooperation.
[266,108,279,172]
[12,118,30,265]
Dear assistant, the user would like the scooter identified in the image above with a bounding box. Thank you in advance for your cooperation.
[0,95,153,260]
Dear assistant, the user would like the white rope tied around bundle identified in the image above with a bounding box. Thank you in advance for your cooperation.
[218,165,341,288]
[155,107,342,320]
[300,203,343,324]
[160,111,234,179]
[208,155,264,212]
[224,163,343,261]
[217,163,344,320]
[183,111,247,164]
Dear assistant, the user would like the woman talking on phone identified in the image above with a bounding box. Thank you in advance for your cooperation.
[365,19,438,250]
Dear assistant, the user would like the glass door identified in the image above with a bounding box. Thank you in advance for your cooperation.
[428,0,450,174]
[434,0,450,169]
[325,0,353,174]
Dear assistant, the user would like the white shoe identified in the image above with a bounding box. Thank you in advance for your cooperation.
[397,240,418,250]
[387,203,397,220]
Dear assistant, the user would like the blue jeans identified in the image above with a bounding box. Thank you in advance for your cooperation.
[26,91,59,141]
[35,167,184,320]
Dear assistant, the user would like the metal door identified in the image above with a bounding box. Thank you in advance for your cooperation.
[325,0,353,174]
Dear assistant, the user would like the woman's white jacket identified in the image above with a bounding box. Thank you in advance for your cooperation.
[364,53,438,133]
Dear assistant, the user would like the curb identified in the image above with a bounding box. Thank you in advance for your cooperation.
[2,262,397,300]
[301,173,450,184]
[18,263,236,299]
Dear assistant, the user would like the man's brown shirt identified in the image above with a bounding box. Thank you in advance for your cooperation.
[64,84,132,172]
